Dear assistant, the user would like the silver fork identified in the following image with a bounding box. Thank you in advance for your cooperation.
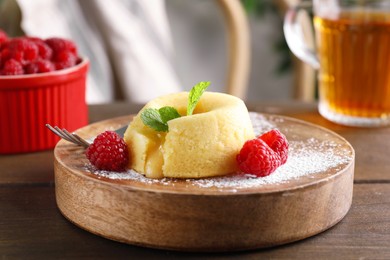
[46,124,91,148]
[45,124,128,148]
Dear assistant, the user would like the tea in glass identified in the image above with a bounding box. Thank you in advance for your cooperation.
[315,11,390,125]
[284,0,390,126]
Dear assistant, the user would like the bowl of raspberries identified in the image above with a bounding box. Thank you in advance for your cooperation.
[0,30,89,154]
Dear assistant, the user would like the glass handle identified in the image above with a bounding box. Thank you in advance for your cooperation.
[283,1,320,69]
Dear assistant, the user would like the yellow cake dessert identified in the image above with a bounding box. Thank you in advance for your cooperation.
[124,92,254,178]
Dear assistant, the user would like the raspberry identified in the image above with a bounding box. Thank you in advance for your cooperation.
[45,37,77,56]
[86,131,129,172]
[0,35,80,74]
[37,41,53,60]
[53,51,77,70]
[27,37,53,60]
[1,59,24,75]
[236,129,289,177]
[6,38,39,64]
[258,129,289,164]
[0,48,11,67]
[0,29,8,44]
[25,59,54,74]
[236,138,281,177]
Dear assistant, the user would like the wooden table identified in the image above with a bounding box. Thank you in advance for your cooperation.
[1,101,390,259]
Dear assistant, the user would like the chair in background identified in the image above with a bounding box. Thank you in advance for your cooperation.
[276,0,316,102]
[217,0,251,100]
[218,0,316,102]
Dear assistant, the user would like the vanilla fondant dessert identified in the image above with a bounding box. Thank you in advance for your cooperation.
[124,90,255,179]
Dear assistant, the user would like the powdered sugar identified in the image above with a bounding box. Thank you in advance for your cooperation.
[87,113,353,190]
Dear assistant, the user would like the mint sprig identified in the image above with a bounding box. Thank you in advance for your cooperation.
[187,81,210,116]
[140,108,167,132]
[159,106,181,123]
[141,81,210,132]
[141,107,181,132]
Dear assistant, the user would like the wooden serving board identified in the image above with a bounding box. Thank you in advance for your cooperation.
[54,113,355,252]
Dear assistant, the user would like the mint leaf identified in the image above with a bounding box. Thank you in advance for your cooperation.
[159,106,181,123]
[140,81,210,132]
[187,81,210,116]
[141,106,181,132]
[141,108,168,132]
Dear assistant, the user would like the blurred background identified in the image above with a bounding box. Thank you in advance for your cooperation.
[0,0,304,104]
[167,0,293,102]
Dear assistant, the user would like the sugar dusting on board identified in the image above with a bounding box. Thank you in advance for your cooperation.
[86,113,353,190]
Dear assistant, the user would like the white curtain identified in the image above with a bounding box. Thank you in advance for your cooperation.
[16,0,181,104]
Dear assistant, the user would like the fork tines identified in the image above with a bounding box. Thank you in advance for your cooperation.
[46,124,90,148]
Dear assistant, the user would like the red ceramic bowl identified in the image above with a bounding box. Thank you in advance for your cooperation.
[0,58,89,154]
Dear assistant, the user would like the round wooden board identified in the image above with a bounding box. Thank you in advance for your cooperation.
[54,113,355,252]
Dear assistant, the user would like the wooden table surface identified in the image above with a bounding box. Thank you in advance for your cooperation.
[1,101,390,259]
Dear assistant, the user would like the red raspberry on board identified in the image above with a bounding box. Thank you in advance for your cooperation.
[236,138,282,177]
[237,129,289,177]
[1,59,24,75]
[259,129,289,164]
[86,131,129,172]
[25,59,55,74]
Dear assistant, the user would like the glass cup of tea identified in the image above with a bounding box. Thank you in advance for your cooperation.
[284,0,390,127]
